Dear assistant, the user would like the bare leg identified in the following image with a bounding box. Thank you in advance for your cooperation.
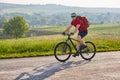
[76,36,81,51]
[73,36,86,57]
[76,36,86,51]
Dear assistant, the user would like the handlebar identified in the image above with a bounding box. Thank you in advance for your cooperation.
[62,33,72,37]
[65,33,71,36]
[62,32,74,37]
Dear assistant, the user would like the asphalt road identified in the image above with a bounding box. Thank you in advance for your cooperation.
[0,51,120,80]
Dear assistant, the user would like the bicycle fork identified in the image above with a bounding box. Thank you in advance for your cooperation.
[62,40,69,54]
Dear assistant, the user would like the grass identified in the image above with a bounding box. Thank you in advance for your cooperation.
[86,37,120,51]
[0,35,65,59]
[0,24,120,59]
[89,24,120,36]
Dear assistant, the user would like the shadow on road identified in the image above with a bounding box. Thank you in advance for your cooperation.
[15,60,91,80]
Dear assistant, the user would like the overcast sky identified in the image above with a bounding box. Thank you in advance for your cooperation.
[1,0,120,8]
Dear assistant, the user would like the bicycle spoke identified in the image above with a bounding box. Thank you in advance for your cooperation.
[54,42,71,62]
[80,41,96,60]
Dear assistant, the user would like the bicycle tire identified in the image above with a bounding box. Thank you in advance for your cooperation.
[80,41,96,60]
[54,42,72,62]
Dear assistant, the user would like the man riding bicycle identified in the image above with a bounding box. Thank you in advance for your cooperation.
[62,13,89,57]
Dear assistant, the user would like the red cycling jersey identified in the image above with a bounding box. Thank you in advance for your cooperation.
[71,19,87,32]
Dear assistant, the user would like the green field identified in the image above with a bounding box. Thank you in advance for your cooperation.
[40,24,120,36]
[0,24,120,59]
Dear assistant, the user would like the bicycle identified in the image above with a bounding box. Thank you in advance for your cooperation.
[54,33,96,62]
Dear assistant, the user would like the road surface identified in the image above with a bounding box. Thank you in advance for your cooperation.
[0,51,120,80]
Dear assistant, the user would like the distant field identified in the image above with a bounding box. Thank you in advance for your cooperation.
[39,24,120,36]
[1,24,120,38]
[0,24,120,59]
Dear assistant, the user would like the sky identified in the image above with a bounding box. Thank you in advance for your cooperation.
[1,0,120,8]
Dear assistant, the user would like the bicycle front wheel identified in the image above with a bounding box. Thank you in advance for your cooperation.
[54,42,71,62]
[80,41,96,60]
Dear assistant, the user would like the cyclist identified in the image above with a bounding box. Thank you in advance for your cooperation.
[62,13,88,57]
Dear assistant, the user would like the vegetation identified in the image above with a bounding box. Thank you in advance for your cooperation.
[0,3,120,58]
[1,3,120,27]
[0,35,119,59]
[0,24,120,59]
[2,16,29,39]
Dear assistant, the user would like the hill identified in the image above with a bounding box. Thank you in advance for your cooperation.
[1,3,120,14]
[1,3,120,27]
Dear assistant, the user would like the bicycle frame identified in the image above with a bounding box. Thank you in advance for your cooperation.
[65,35,79,52]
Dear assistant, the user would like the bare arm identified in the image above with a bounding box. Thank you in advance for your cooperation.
[73,24,80,34]
[64,25,72,32]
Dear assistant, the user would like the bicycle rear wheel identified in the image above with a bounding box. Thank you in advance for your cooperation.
[54,42,71,62]
[80,41,96,60]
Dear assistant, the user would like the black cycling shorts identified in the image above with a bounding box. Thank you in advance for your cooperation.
[78,31,88,39]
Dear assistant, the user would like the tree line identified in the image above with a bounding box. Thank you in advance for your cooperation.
[1,12,120,28]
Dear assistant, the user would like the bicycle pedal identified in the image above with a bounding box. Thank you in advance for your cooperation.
[72,54,79,57]
[72,55,76,57]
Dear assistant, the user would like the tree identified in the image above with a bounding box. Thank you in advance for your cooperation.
[0,16,6,28]
[2,16,29,39]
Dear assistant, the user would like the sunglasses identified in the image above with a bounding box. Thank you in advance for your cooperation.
[71,16,76,18]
